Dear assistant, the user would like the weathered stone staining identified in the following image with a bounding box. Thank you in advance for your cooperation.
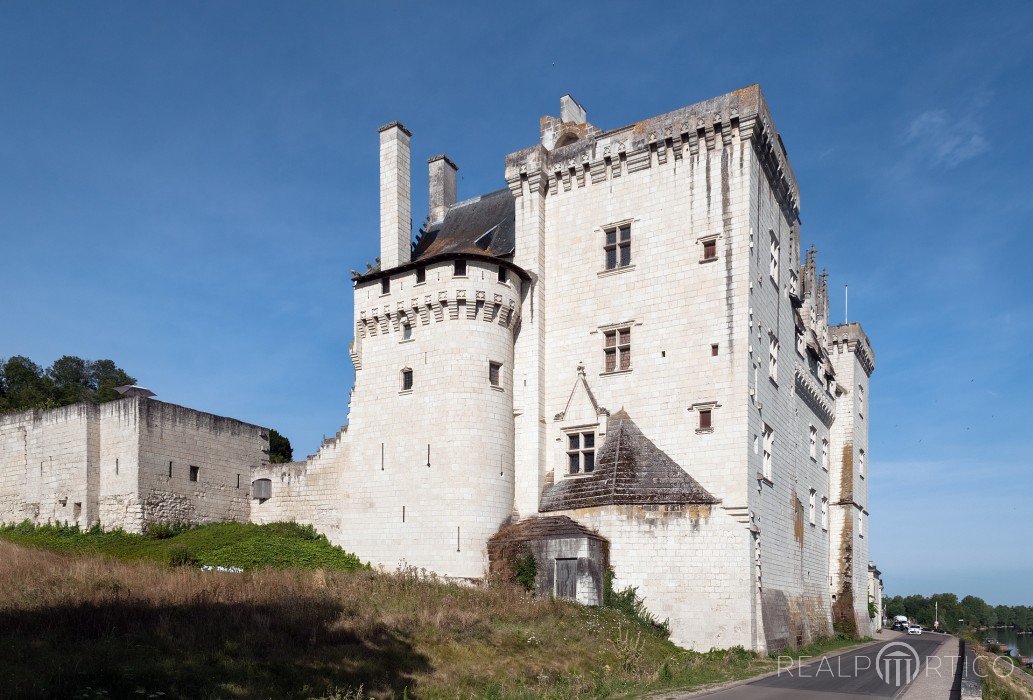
[1,84,880,653]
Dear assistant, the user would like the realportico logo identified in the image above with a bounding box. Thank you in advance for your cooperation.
[875,641,921,687]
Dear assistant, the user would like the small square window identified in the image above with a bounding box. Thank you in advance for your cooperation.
[454,260,467,277]
[189,466,199,482]
[401,368,413,392]
[415,267,426,284]
[497,267,508,283]
[604,224,632,270]
[489,361,502,387]
[699,409,712,430]
[381,277,390,294]
[702,239,717,261]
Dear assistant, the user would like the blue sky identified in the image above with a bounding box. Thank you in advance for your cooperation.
[2,2,1031,604]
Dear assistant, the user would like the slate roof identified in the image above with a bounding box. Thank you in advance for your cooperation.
[539,410,718,512]
[412,187,516,261]
[490,515,607,544]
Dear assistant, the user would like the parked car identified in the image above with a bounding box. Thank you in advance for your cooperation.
[908,625,923,635]
[892,621,907,631]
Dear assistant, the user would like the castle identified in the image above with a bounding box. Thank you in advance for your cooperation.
[1,85,880,652]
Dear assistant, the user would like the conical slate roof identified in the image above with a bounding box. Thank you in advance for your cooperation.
[539,410,718,512]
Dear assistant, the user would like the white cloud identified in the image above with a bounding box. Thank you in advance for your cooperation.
[904,109,989,167]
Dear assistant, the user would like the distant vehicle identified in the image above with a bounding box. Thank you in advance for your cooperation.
[892,621,907,631]
[908,625,922,635]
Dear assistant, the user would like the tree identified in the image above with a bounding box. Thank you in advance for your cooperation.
[90,359,136,403]
[48,355,94,406]
[2,356,56,411]
[0,355,137,413]
[269,429,293,463]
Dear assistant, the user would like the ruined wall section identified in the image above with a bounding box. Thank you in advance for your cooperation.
[136,398,267,528]
[0,403,97,527]
[250,427,350,538]
[339,259,519,578]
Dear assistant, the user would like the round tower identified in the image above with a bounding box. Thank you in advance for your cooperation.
[344,257,522,578]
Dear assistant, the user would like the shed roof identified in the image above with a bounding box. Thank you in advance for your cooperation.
[539,410,718,512]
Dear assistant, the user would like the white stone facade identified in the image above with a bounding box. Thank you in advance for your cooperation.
[247,85,879,652]
[0,396,267,532]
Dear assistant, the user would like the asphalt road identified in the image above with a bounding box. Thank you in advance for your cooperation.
[690,633,950,699]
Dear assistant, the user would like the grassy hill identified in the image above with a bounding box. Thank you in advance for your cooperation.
[0,520,365,570]
[0,522,851,699]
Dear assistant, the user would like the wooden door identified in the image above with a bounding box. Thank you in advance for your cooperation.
[555,558,577,600]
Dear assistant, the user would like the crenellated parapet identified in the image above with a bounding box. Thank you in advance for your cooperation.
[828,323,876,377]
[357,288,519,340]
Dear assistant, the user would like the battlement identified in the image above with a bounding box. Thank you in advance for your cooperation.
[829,322,876,376]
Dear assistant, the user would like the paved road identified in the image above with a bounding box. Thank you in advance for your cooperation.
[690,632,951,699]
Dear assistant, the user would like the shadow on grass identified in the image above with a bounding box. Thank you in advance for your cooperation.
[0,598,430,699]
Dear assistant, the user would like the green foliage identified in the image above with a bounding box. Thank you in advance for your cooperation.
[604,566,670,637]
[167,544,199,567]
[884,592,1032,632]
[513,547,537,592]
[0,355,136,413]
[143,521,191,540]
[269,429,294,463]
[0,520,365,572]
[868,599,878,620]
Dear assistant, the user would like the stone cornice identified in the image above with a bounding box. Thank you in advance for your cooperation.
[794,364,835,426]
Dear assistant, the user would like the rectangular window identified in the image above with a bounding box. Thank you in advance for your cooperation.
[604,224,632,270]
[497,266,508,283]
[698,408,712,431]
[415,266,426,284]
[189,465,199,482]
[401,368,413,392]
[809,426,817,460]
[168,461,173,478]
[809,489,816,525]
[711,343,719,357]
[769,233,780,281]
[702,238,717,261]
[789,270,798,296]
[858,511,864,537]
[401,321,412,341]
[603,327,631,372]
[822,439,829,471]
[566,430,596,475]
[762,424,773,480]
[821,497,828,530]
[381,277,390,294]
[859,449,866,479]
[858,384,865,418]
[768,335,779,382]
[489,361,502,387]
[454,259,467,277]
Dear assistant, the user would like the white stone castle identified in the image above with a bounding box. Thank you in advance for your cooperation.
[2,85,880,652]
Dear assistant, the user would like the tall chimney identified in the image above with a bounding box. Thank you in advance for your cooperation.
[428,154,457,224]
[379,121,412,270]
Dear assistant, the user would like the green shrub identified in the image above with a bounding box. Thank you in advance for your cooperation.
[514,547,537,592]
[604,566,670,637]
[144,521,190,540]
[167,544,199,568]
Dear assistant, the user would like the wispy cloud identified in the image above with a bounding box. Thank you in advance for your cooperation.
[903,109,989,167]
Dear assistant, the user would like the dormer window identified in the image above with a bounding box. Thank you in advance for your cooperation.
[381,277,390,295]
[497,266,508,284]
[454,260,467,277]
[415,266,426,284]
[566,429,596,475]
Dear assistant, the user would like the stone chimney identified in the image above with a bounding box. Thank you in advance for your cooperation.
[428,154,457,224]
[379,121,412,270]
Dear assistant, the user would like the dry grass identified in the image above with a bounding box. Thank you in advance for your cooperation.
[0,540,850,699]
